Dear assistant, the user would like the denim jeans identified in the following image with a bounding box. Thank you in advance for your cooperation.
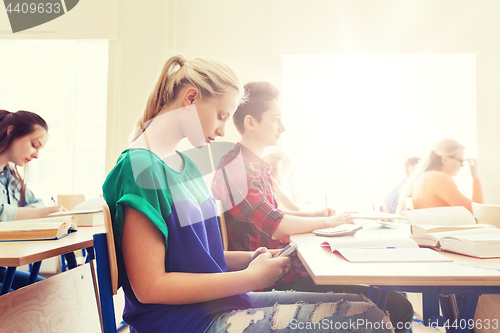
[205,291,395,333]
[274,276,413,333]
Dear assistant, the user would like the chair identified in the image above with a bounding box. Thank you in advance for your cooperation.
[93,204,127,333]
[216,199,228,251]
[472,202,500,228]
[0,263,101,333]
[58,194,86,210]
[58,194,87,272]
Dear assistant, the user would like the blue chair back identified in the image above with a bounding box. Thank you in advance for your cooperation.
[94,232,117,333]
[93,204,120,333]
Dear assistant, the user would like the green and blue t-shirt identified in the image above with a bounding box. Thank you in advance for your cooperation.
[103,148,250,333]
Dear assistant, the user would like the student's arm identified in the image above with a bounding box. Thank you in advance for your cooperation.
[282,208,335,217]
[472,179,484,204]
[0,204,66,221]
[14,206,66,220]
[271,214,353,240]
[121,206,290,305]
[469,159,484,204]
[433,173,477,213]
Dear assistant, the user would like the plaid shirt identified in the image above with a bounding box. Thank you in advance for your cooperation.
[211,143,308,288]
[384,176,408,214]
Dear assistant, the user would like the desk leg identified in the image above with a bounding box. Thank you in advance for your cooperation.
[454,294,479,333]
[86,246,95,262]
[64,252,78,269]
[1,267,16,295]
[422,286,444,327]
[28,261,42,285]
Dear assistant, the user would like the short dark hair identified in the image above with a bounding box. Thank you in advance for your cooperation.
[233,81,280,134]
[404,157,420,175]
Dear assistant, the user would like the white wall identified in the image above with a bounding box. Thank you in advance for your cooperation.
[1,0,499,203]
[172,0,500,204]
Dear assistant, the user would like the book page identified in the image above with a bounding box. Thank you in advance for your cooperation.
[11,216,74,225]
[0,221,63,231]
[0,221,68,241]
[322,237,419,252]
[412,224,493,234]
[404,206,476,226]
[335,248,453,262]
[429,228,500,239]
[444,233,500,243]
[439,234,500,258]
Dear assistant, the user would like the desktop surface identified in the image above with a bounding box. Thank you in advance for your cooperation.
[290,232,500,287]
[0,226,104,267]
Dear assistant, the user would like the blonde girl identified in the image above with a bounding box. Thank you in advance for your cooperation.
[102,55,392,333]
[397,138,483,214]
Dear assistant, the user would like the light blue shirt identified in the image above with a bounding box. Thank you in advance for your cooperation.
[0,165,44,221]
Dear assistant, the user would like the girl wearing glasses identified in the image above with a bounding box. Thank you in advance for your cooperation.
[397,138,483,214]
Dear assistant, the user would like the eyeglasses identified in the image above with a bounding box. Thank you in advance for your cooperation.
[450,156,464,165]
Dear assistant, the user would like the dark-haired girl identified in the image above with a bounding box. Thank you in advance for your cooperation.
[0,110,66,290]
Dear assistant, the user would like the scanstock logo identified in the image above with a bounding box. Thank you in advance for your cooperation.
[3,0,79,33]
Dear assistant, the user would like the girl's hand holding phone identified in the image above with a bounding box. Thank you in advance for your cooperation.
[273,242,298,258]
[246,251,290,290]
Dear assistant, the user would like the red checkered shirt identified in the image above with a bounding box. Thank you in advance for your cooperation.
[211,143,308,289]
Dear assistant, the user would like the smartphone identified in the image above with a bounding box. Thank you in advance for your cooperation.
[273,242,298,258]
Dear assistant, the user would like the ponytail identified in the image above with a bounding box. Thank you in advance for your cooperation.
[131,54,244,142]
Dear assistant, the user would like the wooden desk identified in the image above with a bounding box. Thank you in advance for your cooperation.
[0,226,104,294]
[290,233,500,333]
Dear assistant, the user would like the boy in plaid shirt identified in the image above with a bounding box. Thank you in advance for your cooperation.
[212,82,413,333]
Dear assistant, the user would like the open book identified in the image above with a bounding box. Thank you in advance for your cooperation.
[411,228,500,258]
[321,237,452,263]
[403,206,494,234]
[0,216,77,241]
[48,198,105,227]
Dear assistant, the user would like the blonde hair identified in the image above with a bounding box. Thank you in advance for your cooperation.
[131,54,244,141]
[396,138,465,214]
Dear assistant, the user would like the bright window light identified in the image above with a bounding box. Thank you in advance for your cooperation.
[282,54,476,211]
[0,40,108,204]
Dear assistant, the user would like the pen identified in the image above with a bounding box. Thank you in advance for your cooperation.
[51,196,56,206]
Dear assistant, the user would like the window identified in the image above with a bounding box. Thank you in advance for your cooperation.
[282,54,476,210]
[0,40,108,204]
